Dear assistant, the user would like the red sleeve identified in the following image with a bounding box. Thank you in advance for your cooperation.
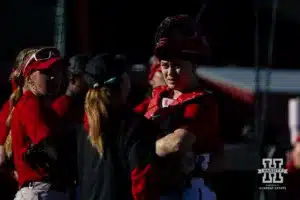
[134,98,151,114]
[129,117,160,200]
[131,164,159,200]
[0,101,11,145]
[51,95,72,118]
[22,98,52,144]
[152,86,168,97]
[183,97,222,154]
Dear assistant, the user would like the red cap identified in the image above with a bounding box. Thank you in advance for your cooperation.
[23,57,62,78]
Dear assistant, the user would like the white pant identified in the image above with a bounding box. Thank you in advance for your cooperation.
[160,178,216,200]
[14,182,69,200]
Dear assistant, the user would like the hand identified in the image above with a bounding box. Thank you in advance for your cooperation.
[292,142,300,168]
[0,145,6,166]
[155,128,195,157]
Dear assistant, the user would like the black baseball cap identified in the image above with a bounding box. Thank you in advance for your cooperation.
[68,55,91,75]
[155,15,201,44]
[84,53,128,89]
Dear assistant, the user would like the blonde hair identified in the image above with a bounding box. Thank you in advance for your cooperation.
[84,87,111,156]
[4,48,38,156]
[14,48,34,68]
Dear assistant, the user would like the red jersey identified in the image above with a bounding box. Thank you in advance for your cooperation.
[51,95,72,118]
[11,91,63,187]
[52,95,85,124]
[145,85,222,154]
[0,100,11,145]
[144,85,222,194]
[134,97,151,114]
[0,94,71,146]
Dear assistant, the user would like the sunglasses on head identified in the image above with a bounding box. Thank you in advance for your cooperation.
[22,47,61,74]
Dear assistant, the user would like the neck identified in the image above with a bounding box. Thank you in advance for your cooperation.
[173,90,182,99]
[173,76,200,99]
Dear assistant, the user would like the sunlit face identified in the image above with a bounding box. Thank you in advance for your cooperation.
[29,64,63,96]
[160,58,193,91]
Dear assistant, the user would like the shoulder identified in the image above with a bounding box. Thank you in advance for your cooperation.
[181,89,217,119]
[125,110,159,138]
[0,100,11,123]
[0,100,10,114]
[152,85,169,97]
[134,98,151,114]
[11,92,39,120]
[16,91,40,111]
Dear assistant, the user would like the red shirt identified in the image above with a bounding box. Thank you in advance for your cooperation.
[145,85,222,154]
[144,86,222,193]
[0,100,11,145]
[0,94,71,146]
[134,97,151,114]
[52,95,85,124]
[51,95,72,118]
[11,91,62,187]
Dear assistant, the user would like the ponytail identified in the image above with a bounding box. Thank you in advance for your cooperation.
[3,48,36,156]
[4,86,23,156]
[84,87,110,156]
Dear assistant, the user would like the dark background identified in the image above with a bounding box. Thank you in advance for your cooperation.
[0,0,300,101]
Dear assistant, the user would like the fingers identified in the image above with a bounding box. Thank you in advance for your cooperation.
[155,133,182,157]
[173,128,195,152]
[155,138,167,157]
[155,129,195,157]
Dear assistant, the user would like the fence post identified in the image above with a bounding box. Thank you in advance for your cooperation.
[54,0,66,57]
